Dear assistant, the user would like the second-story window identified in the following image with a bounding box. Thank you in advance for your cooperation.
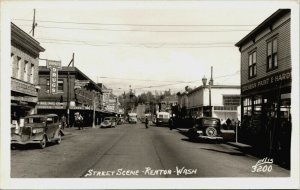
[248,51,257,79]
[267,38,278,71]
[58,79,64,92]
[17,57,21,79]
[24,60,28,82]
[30,64,34,84]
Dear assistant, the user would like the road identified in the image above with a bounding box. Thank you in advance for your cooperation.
[11,122,290,178]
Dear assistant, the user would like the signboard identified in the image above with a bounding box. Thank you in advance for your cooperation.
[38,101,67,106]
[75,80,90,89]
[241,69,291,93]
[37,105,65,109]
[11,96,38,103]
[46,60,62,94]
[11,78,37,96]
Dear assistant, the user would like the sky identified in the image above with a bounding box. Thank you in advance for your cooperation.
[5,1,292,95]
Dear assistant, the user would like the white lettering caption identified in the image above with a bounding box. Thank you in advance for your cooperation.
[84,166,197,177]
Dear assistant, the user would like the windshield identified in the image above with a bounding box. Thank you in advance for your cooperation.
[25,117,47,124]
[203,119,219,125]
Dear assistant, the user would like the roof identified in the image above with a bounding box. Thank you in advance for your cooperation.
[188,85,240,95]
[11,22,45,57]
[25,114,58,118]
[235,9,290,47]
[39,66,102,92]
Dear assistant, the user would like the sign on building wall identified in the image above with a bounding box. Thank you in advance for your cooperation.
[46,60,62,94]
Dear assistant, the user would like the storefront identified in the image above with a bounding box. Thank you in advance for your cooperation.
[241,69,291,164]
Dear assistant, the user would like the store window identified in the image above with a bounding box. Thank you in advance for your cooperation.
[267,38,278,71]
[253,96,262,114]
[243,97,252,116]
[248,51,257,79]
[223,95,240,106]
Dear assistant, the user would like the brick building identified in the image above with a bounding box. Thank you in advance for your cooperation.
[235,9,291,167]
[11,23,45,127]
[37,66,105,127]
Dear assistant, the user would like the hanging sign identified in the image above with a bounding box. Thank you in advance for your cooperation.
[46,60,62,94]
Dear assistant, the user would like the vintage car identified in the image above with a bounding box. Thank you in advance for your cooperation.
[11,114,64,149]
[100,117,117,128]
[187,117,235,141]
[128,113,138,124]
[156,112,170,126]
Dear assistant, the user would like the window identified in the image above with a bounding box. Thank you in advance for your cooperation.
[24,61,28,82]
[58,79,64,92]
[30,64,34,83]
[46,79,50,93]
[11,54,14,74]
[223,95,240,106]
[267,38,278,71]
[17,57,21,79]
[243,97,252,116]
[248,51,257,78]
[253,96,262,114]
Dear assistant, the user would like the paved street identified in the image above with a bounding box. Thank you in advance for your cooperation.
[11,122,289,178]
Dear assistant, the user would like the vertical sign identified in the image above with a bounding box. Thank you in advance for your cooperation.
[46,60,62,94]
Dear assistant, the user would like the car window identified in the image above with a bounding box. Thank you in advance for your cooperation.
[46,117,53,124]
[25,117,46,124]
[54,116,59,123]
[203,119,219,125]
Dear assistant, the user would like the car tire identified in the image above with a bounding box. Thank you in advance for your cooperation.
[39,136,47,149]
[56,132,62,144]
[205,127,218,137]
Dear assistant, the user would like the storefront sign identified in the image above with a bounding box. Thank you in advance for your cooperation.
[242,69,291,93]
[38,101,67,106]
[37,105,65,109]
[75,80,90,88]
[70,106,92,110]
[11,96,38,103]
[47,60,62,94]
[11,78,37,96]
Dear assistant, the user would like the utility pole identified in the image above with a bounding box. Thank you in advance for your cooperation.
[31,9,36,37]
[66,53,74,127]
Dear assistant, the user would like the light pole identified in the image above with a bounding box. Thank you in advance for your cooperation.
[202,76,212,117]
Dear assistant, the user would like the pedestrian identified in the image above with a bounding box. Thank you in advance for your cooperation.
[145,116,149,129]
[75,112,84,130]
[61,114,66,130]
[169,117,174,130]
[226,118,232,129]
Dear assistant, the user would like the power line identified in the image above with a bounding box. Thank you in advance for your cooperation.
[38,40,235,48]
[13,18,258,27]
[18,24,252,33]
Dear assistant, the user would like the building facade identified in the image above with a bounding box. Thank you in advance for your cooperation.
[235,9,291,166]
[11,23,45,127]
[38,66,104,127]
[183,85,240,121]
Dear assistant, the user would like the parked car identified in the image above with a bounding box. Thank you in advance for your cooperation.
[101,117,117,128]
[11,114,64,149]
[156,112,170,126]
[128,113,138,124]
[187,117,235,141]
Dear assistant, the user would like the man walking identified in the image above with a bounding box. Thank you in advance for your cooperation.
[145,116,149,129]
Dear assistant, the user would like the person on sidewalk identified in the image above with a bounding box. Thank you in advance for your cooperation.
[60,114,66,130]
[145,117,149,129]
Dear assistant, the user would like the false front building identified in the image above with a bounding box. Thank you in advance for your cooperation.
[235,9,291,167]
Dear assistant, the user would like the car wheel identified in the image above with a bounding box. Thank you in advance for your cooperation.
[39,136,47,149]
[205,127,218,137]
[56,132,62,144]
